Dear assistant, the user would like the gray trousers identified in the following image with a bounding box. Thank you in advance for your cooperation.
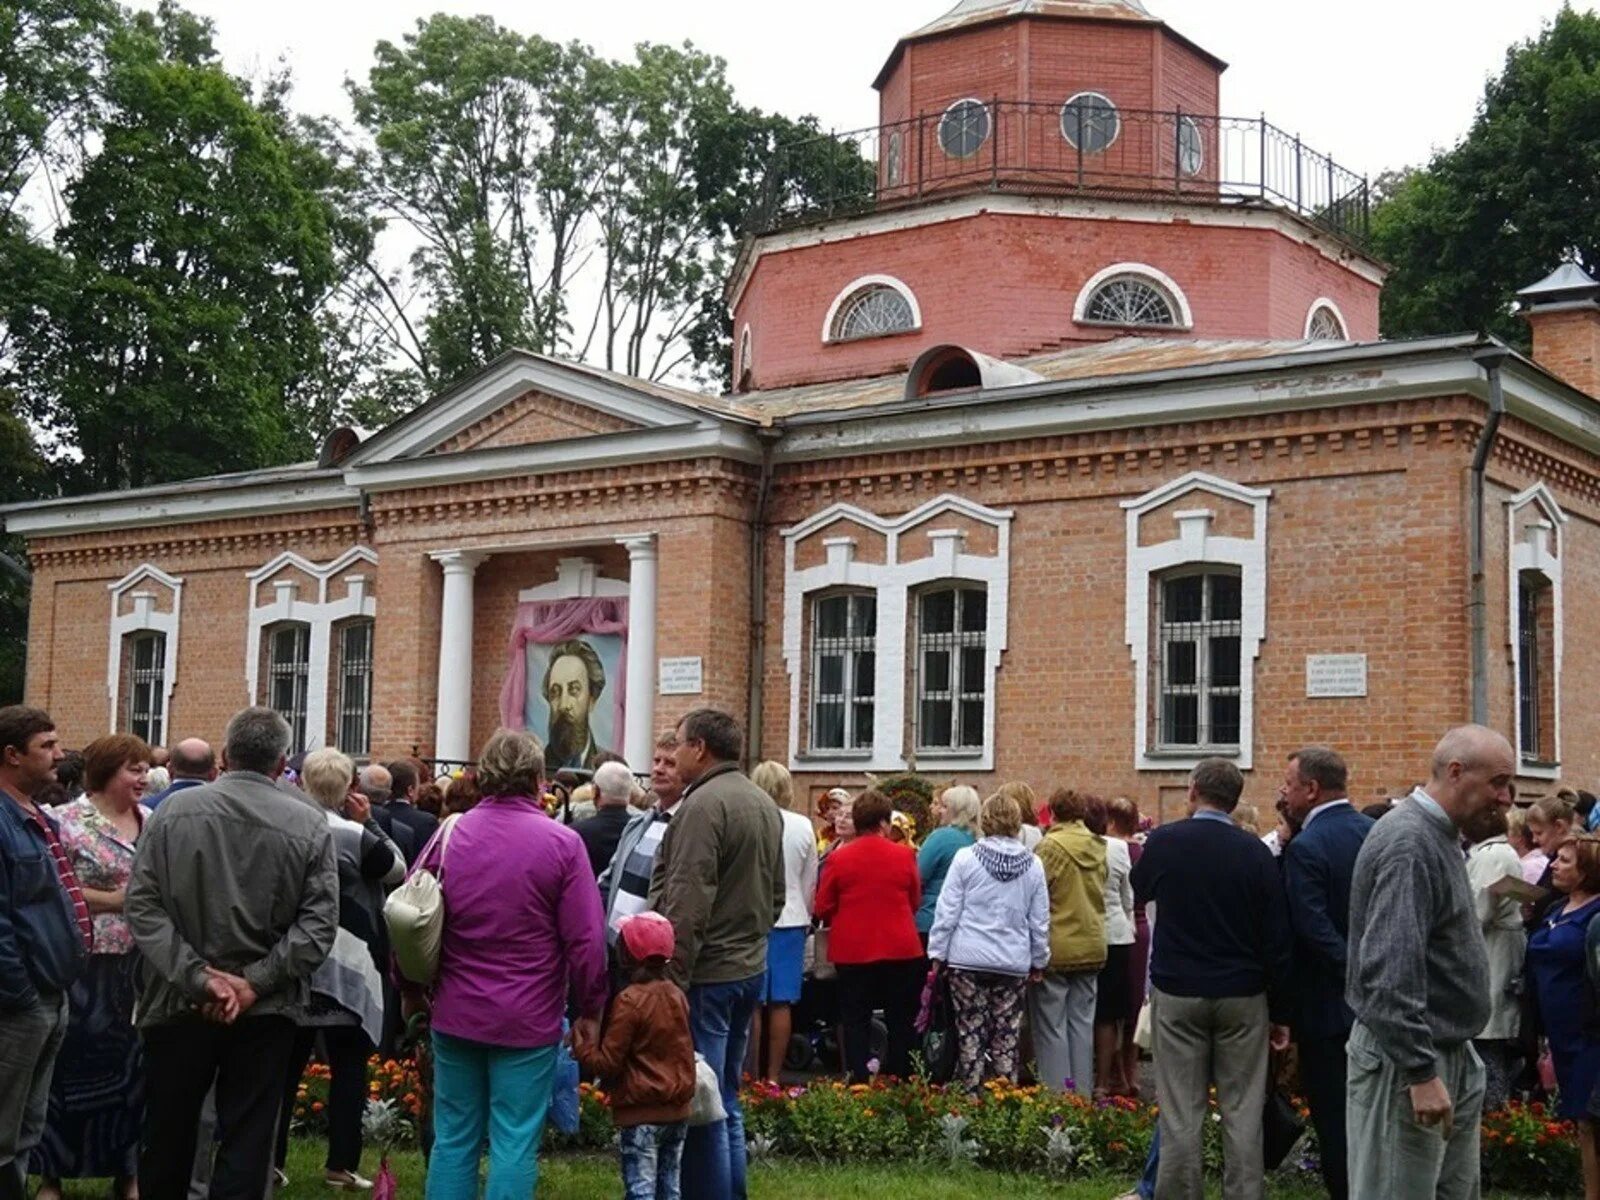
[1029,969,1097,1096]
[0,991,68,1200]
[1347,1022,1485,1200]
[1150,987,1268,1200]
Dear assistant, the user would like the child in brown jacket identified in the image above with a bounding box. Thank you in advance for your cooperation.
[573,911,696,1199]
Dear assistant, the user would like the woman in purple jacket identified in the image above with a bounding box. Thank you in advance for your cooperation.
[417,729,609,1200]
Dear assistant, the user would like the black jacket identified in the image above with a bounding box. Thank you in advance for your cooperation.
[0,794,88,1011]
[1282,803,1373,1038]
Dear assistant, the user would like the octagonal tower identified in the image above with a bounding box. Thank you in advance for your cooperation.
[729,0,1384,393]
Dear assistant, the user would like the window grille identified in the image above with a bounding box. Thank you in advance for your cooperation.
[337,621,374,756]
[1084,275,1179,326]
[267,623,311,754]
[127,632,165,747]
[938,99,991,158]
[1518,578,1542,760]
[1061,92,1121,154]
[810,593,877,752]
[916,586,988,753]
[1307,305,1347,340]
[1156,572,1243,749]
[832,286,916,341]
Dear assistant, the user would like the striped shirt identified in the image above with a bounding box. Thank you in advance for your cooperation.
[24,803,93,950]
[608,811,672,942]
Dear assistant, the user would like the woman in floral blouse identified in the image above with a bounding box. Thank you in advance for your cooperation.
[32,734,151,1200]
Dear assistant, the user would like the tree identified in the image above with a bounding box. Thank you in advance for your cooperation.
[10,1,356,491]
[1372,7,1600,343]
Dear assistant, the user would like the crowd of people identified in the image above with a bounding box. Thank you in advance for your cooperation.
[1,702,1598,1200]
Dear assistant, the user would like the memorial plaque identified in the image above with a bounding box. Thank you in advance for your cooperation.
[658,656,704,696]
[1306,654,1368,698]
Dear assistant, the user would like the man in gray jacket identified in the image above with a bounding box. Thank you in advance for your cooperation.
[127,707,338,1200]
[1345,724,1512,1199]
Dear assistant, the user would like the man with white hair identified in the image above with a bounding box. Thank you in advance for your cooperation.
[1346,724,1513,1199]
[574,761,637,877]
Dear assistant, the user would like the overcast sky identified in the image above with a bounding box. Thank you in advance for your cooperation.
[140,0,1591,178]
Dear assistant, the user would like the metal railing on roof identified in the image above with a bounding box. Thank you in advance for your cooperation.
[747,101,1371,248]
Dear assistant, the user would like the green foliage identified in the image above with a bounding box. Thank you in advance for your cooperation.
[8,1,361,491]
[871,772,937,839]
[1372,7,1600,343]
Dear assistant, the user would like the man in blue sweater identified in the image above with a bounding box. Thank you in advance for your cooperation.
[1280,746,1372,1200]
[1131,758,1292,1200]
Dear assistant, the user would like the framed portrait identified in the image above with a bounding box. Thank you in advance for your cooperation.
[523,631,626,772]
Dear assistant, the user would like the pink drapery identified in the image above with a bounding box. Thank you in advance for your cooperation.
[497,597,629,735]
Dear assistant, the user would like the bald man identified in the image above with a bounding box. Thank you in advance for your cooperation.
[1345,724,1514,1200]
[145,737,216,809]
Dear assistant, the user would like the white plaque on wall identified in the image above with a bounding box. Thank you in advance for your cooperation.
[658,656,704,696]
[1306,654,1368,698]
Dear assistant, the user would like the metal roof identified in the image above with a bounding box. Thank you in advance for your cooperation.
[909,0,1154,37]
[1517,261,1600,305]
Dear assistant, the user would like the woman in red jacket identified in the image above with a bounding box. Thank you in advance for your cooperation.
[813,789,923,1082]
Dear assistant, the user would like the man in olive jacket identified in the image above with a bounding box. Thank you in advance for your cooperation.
[1031,788,1108,1097]
[649,708,782,1200]
[127,707,338,1200]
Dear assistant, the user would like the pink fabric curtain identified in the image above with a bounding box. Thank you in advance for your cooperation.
[497,598,629,734]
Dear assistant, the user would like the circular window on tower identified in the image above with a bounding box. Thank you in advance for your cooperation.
[938,99,991,159]
[1061,92,1121,154]
[885,131,903,187]
[1177,116,1204,177]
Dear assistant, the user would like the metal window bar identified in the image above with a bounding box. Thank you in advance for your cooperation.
[268,623,311,755]
[1156,574,1243,750]
[1518,580,1541,759]
[127,632,165,747]
[337,621,375,756]
[915,588,988,753]
[809,593,877,752]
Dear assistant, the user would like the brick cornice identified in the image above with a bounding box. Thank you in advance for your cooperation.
[27,511,365,572]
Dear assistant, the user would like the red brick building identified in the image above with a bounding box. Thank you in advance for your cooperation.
[9,0,1600,819]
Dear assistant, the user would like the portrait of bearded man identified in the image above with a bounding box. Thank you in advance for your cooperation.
[542,638,614,770]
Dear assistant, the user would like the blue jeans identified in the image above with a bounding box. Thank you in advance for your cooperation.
[426,1032,556,1200]
[619,1121,687,1200]
[682,974,762,1200]
[1138,1122,1160,1200]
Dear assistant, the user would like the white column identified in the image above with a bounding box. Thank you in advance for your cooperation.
[431,550,487,763]
[618,535,658,771]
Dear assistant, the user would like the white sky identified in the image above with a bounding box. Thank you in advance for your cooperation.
[147,0,1592,178]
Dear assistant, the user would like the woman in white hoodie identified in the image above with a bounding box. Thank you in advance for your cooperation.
[927,791,1051,1092]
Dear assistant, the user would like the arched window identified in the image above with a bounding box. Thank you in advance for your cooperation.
[1076,265,1190,329]
[939,98,991,159]
[1305,301,1348,341]
[1061,92,1120,154]
[737,325,753,390]
[825,276,921,342]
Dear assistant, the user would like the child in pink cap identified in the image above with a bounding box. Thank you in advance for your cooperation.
[573,912,696,1199]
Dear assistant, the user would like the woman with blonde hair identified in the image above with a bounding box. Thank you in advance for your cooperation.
[272,747,403,1190]
[998,781,1042,850]
[927,791,1050,1091]
[916,786,980,940]
[749,761,819,1082]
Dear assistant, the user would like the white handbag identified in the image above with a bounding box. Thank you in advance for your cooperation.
[383,814,459,985]
[688,1053,727,1127]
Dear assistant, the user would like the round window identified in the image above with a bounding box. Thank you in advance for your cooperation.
[885,131,903,187]
[1061,92,1120,154]
[938,99,991,159]
[1177,116,1203,177]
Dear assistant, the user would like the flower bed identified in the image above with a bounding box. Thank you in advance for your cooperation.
[293,1059,1580,1192]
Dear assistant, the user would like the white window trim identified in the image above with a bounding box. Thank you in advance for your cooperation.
[821,274,923,344]
[938,97,992,160]
[107,564,182,737]
[1507,482,1566,779]
[245,547,377,754]
[1074,262,1194,329]
[1060,91,1122,153]
[1304,298,1349,340]
[782,495,1012,773]
[1123,472,1270,771]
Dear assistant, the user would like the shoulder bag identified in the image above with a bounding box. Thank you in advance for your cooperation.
[383,814,460,985]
